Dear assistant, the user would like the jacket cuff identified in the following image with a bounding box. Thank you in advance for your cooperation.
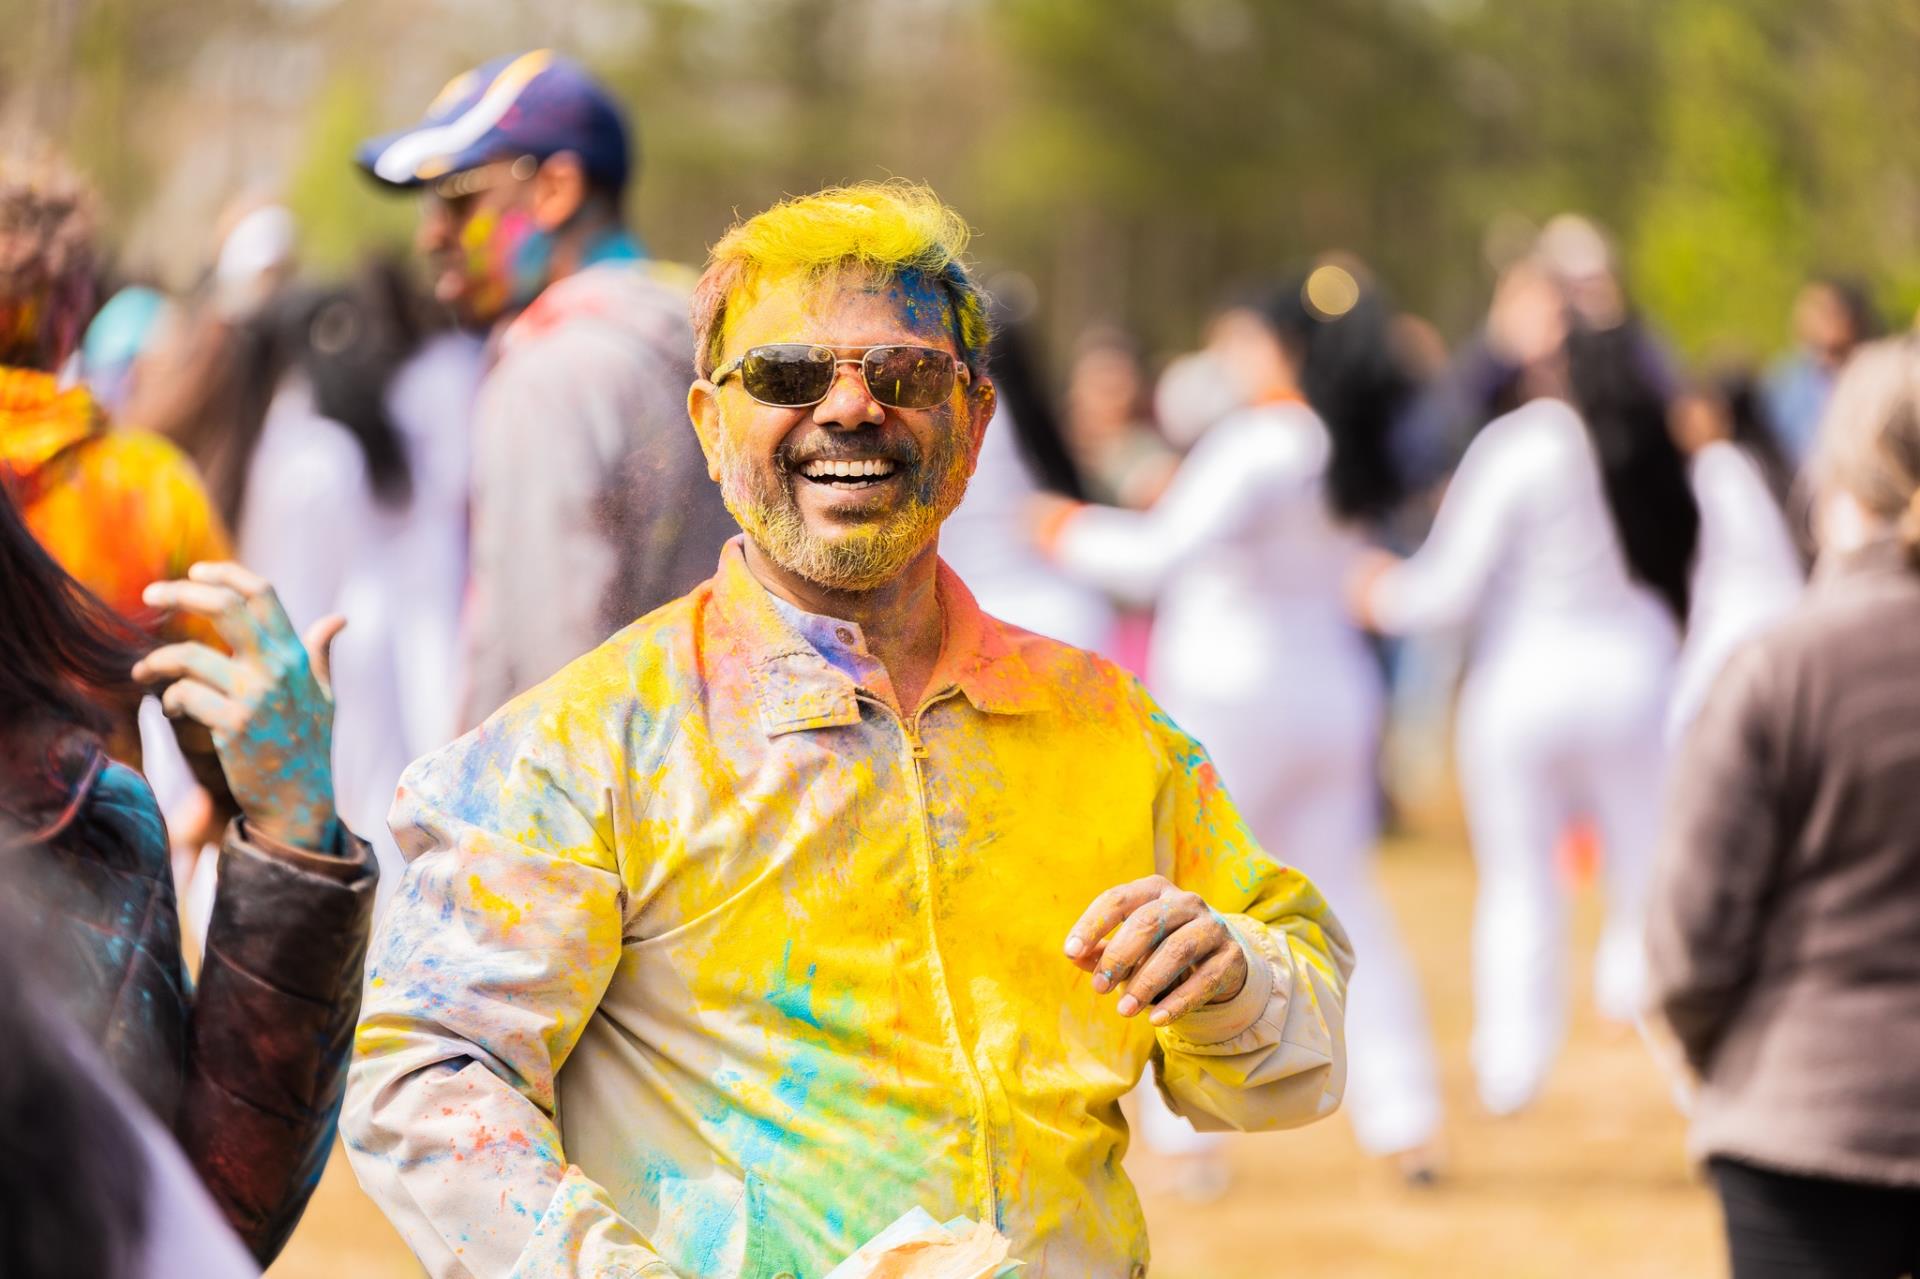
[229,816,376,886]
[213,817,378,1003]
[1160,920,1275,1046]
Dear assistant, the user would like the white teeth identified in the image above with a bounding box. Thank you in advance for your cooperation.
[800,459,896,480]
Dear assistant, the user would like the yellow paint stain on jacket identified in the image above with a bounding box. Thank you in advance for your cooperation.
[345,538,1352,1279]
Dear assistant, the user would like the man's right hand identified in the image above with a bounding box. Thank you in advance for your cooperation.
[134,562,344,852]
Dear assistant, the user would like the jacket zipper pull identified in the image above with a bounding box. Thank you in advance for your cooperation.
[904,721,930,760]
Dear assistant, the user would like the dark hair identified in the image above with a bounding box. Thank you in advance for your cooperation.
[0,484,143,730]
[295,255,425,510]
[1703,365,1803,551]
[0,919,149,1279]
[1812,275,1882,348]
[987,301,1089,500]
[0,150,99,373]
[1263,267,1414,524]
[131,255,423,527]
[1564,320,1700,621]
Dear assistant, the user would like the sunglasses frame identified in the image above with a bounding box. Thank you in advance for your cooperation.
[426,154,540,210]
[710,342,970,410]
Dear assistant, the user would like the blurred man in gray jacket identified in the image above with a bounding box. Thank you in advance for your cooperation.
[359,51,735,725]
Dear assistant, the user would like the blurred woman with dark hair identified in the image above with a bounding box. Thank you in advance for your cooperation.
[131,245,482,897]
[1667,368,1806,736]
[938,283,1115,652]
[0,482,377,1264]
[1353,262,1698,1115]
[1037,258,1444,1177]
[129,239,419,626]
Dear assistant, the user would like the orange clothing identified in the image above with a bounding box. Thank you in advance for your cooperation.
[2,366,233,779]
[0,366,232,621]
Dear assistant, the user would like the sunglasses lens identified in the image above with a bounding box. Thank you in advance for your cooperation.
[741,345,835,406]
[864,346,958,409]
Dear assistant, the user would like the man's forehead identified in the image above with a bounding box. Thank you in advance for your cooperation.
[724,265,959,351]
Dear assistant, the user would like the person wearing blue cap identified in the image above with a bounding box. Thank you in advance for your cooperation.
[357,50,735,728]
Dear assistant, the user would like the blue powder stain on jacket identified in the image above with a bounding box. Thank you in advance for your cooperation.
[768,939,822,1029]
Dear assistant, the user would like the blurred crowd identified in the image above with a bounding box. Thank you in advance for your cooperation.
[3,47,1919,1279]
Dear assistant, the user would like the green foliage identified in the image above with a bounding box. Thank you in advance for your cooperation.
[13,0,1920,363]
[282,74,417,275]
[1631,4,1807,359]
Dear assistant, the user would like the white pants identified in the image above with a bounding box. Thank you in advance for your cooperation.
[1157,640,1443,1156]
[1456,621,1674,1114]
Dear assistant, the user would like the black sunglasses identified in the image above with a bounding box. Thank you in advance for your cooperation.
[711,343,968,410]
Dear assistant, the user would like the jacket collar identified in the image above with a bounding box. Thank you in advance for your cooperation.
[0,715,106,852]
[1814,535,1915,590]
[706,537,1052,738]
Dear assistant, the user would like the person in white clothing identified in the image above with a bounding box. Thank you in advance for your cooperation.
[250,265,482,905]
[940,305,1115,652]
[1667,374,1805,737]
[1354,294,1700,1116]
[155,256,478,905]
[1040,264,1445,1176]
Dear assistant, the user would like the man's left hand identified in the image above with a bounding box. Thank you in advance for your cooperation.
[1064,876,1248,1027]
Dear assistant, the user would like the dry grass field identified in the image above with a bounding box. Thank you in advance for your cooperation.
[269,823,1721,1279]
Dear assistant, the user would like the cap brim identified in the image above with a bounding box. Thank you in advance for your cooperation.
[354,125,506,191]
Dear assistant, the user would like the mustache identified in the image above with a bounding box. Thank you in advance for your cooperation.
[775,430,922,473]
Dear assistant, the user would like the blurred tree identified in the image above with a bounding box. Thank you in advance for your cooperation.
[983,0,1463,355]
[4,0,1918,368]
[283,72,416,275]
[1631,1,1807,360]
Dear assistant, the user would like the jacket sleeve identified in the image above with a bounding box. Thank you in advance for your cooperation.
[177,816,378,1264]
[1141,688,1354,1132]
[1645,644,1791,1074]
[341,713,676,1279]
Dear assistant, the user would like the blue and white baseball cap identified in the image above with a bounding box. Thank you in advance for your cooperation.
[357,50,632,192]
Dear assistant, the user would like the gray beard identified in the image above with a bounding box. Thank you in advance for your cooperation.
[716,435,971,592]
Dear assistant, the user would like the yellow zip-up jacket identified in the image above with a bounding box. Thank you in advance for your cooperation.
[345,539,1351,1279]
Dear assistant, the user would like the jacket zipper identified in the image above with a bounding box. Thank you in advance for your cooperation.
[862,692,999,1226]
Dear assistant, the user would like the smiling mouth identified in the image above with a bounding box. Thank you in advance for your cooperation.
[795,458,903,489]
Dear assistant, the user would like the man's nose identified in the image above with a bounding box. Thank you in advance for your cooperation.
[812,362,884,430]
[416,203,453,254]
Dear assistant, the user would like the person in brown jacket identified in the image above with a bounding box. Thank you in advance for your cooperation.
[1647,334,1920,1279]
[0,482,376,1265]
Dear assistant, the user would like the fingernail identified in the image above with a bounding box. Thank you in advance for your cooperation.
[1091,974,1109,994]
[1116,995,1139,1017]
[1063,937,1085,958]
[1149,1009,1171,1026]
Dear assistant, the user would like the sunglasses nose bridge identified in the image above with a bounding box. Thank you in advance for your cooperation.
[812,357,885,426]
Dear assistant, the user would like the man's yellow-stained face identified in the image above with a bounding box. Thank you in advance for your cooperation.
[689,266,995,592]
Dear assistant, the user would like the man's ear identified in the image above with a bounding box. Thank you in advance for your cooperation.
[531,152,590,233]
[687,379,726,483]
[965,376,997,470]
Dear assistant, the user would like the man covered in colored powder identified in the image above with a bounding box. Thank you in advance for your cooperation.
[357,50,735,729]
[344,182,1352,1278]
